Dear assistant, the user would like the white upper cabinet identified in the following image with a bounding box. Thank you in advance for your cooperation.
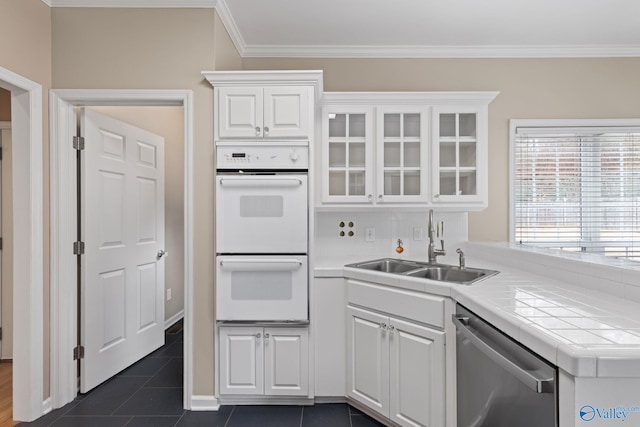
[319,92,498,210]
[217,86,310,139]
[322,106,374,203]
[203,70,323,142]
[432,106,488,208]
[376,107,429,204]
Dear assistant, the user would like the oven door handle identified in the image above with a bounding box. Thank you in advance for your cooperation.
[219,258,303,272]
[452,314,555,394]
[219,177,303,187]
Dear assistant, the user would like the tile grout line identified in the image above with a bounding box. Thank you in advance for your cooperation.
[222,405,236,427]
[300,405,304,427]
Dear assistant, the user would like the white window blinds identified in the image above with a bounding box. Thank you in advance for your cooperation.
[514,125,640,261]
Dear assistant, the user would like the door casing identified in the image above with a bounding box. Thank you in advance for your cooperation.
[49,89,195,410]
[0,66,44,422]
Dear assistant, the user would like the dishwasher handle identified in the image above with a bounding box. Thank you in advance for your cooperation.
[452,314,555,394]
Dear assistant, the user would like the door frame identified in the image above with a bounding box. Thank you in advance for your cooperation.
[49,89,194,409]
[0,66,44,422]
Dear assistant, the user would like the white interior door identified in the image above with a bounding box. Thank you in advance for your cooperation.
[80,108,165,393]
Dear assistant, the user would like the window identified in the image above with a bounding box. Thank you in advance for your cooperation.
[511,120,640,261]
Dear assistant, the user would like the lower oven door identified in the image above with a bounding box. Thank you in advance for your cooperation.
[216,255,308,321]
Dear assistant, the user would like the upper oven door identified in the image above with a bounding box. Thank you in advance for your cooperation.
[216,174,308,254]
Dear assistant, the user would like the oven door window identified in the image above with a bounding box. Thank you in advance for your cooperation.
[239,195,284,218]
[231,271,292,300]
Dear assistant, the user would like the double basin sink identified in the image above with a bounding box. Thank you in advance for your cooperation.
[345,258,499,285]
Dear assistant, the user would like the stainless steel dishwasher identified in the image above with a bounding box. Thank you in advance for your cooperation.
[453,304,558,427]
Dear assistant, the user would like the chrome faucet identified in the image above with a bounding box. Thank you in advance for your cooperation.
[428,209,445,264]
[456,248,465,269]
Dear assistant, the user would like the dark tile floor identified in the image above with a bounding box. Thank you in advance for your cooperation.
[18,322,384,427]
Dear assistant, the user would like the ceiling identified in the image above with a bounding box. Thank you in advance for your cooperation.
[47,0,640,58]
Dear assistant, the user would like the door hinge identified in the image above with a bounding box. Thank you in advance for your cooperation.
[73,136,85,151]
[73,345,85,360]
[0,147,3,160]
[0,327,3,340]
[73,241,85,255]
[0,237,3,251]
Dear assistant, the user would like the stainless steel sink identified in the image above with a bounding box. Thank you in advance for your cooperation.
[345,258,499,285]
[347,258,422,274]
[406,265,498,285]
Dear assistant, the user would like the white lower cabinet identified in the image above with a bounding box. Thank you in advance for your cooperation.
[218,326,309,396]
[347,305,445,427]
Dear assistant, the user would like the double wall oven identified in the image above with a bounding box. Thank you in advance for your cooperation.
[215,144,309,322]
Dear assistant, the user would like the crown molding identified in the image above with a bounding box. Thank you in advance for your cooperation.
[214,0,246,56]
[240,44,640,59]
[47,0,216,7]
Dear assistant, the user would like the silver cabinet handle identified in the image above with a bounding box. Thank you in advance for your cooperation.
[379,322,387,330]
[388,325,395,334]
[255,332,261,339]
[264,332,270,341]
[368,194,373,201]
[255,126,261,136]
[264,126,270,136]
[452,315,554,394]
[157,250,167,259]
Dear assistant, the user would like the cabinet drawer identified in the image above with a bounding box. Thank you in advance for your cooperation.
[347,279,445,328]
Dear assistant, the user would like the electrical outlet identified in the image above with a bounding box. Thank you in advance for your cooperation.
[413,227,424,241]
[365,227,375,242]
[166,288,172,301]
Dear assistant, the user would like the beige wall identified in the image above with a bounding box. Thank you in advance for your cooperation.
[242,57,640,241]
[0,0,52,398]
[52,7,220,396]
[213,12,242,71]
[1,127,13,360]
[88,106,185,323]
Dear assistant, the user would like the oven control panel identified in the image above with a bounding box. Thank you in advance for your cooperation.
[216,146,309,170]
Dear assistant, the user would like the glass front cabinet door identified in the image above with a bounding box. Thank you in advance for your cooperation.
[322,107,374,203]
[376,108,429,204]
[432,107,488,207]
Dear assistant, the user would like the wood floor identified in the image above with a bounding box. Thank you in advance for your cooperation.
[0,361,18,427]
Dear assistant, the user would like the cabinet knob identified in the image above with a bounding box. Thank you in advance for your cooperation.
[255,126,261,136]
[378,194,383,201]
[264,126,270,136]
[379,322,387,330]
[368,194,373,201]
[255,332,261,339]
[264,332,270,341]
[388,325,395,334]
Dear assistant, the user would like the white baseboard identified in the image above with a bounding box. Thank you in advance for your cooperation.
[165,310,184,329]
[314,396,347,404]
[42,397,52,415]
[190,395,220,411]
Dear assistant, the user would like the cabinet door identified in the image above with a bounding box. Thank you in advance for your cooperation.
[432,107,487,207]
[263,86,310,139]
[264,327,309,396]
[389,318,445,427]
[376,108,429,204]
[217,87,264,138]
[347,306,389,417]
[322,107,374,203]
[218,326,264,395]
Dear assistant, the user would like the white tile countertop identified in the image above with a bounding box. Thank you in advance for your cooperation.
[321,242,640,378]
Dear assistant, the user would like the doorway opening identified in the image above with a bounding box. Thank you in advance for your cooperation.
[49,90,194,412]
